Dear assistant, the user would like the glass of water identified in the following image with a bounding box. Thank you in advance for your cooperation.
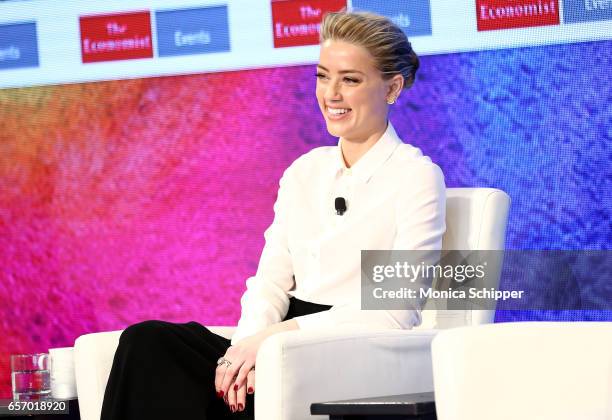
[11,353,51,401]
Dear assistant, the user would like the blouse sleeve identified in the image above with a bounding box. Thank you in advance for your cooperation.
[291,162,446,331]
[230,165,296,345]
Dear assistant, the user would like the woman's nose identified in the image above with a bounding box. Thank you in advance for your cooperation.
[324,82,341,101]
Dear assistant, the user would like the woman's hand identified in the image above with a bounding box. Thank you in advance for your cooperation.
[215,319,299,412]
[215,333,265,412]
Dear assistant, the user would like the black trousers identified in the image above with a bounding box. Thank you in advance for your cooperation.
[100,297,332,420]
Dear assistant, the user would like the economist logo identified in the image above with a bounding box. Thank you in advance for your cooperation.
[476,0,560,31]
[80,11,153,63]
[271,0,346,48]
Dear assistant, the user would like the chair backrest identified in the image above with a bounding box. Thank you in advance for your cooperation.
[432,322,612,420]
[414,188,510,330]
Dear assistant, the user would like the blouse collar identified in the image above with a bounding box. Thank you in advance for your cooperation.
[334,121,403,183]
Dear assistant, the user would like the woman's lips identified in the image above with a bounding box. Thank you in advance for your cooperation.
[326,106,352,121]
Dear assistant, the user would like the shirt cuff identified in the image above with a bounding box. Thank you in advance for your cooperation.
[230,319,270,345]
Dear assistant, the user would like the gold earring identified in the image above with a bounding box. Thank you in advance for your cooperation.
[387,97,395,105]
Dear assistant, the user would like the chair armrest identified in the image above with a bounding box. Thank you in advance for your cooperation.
[74,330,123,420]
[255,328,439,420]
[73,326,235,420]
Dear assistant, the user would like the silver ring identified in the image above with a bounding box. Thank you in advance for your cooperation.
[217,357,232,367]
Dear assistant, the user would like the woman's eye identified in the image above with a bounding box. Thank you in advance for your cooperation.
[315,73,358,84]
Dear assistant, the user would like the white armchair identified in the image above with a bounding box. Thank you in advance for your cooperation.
[432,322,612,420]
[73,187,510,420]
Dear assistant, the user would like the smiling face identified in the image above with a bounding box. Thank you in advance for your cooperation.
[316,39,395,142]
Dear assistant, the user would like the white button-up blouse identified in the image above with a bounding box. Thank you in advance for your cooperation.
[231,122,446,344]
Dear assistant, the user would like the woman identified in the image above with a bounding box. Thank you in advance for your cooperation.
[100,10,445,419]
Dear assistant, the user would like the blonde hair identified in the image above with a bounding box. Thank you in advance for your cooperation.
[320,11,419,89]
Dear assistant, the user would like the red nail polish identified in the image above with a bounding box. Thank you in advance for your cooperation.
[248,387,253,393]
[218,390,224,398]
[234,384,238,391]
[238,403,243,411]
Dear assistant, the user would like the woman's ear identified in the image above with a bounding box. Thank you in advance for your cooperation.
[386,74,405,103]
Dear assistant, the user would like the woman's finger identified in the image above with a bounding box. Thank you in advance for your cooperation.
[215,346,236,395]
[215,350,234,396]
[227,379,237,412]
[214,363,227,397]
[221,361,241,398]
[236,380,247,412]
[246,368,256,394]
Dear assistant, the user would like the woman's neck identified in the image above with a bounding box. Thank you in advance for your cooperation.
[341,121,388,168]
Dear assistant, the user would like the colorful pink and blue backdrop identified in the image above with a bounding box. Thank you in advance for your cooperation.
[1,40,611,397]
